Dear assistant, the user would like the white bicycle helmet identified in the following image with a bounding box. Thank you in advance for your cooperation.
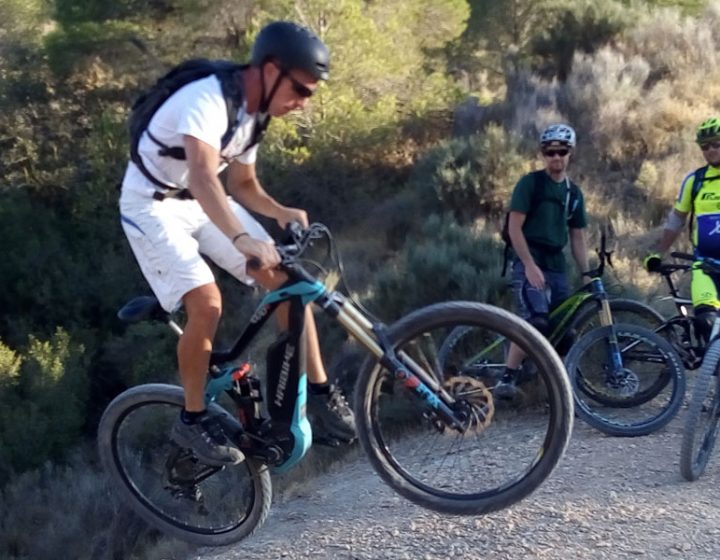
[540,124,576,147]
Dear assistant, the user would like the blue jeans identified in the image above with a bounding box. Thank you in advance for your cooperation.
[511,259,570,321]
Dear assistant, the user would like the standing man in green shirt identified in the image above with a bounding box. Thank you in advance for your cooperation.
[496,123,590,399]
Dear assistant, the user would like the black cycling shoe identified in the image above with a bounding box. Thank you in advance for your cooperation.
[307,385,357,442]
[493,367,533,401]
[493,375,520,400]
[171,413,245,467]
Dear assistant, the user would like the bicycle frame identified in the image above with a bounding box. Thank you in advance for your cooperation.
[457,276,611,369]
[651,253,704,369]
[193,262,464,473]
[548,278,613,343]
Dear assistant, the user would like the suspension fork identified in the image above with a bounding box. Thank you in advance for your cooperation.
[327,294,463,429]
[591,278,624,374]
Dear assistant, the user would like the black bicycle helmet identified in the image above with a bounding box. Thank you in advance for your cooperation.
[251,21,330,81]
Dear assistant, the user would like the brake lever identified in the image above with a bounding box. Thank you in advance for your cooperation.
[605,250,614,268]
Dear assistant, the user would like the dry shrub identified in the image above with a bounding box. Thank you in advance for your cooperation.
[624,5,720,85]
[504,68,563,145]
[563,47,651,165]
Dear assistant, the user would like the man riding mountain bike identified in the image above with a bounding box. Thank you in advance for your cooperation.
[644,117,720,343]
[119,21,355,467]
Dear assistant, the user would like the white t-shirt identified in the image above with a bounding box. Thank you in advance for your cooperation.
[123,74,259,194]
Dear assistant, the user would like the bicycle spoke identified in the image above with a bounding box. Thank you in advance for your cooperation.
[567,324,684,436]
[367,320,560,500]
[113,401,258,534]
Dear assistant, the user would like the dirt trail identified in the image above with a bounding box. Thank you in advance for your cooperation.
[190,406,720,560]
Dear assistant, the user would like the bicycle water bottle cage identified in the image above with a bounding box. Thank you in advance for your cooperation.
[117,295,170,324]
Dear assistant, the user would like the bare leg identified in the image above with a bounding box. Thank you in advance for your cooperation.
[250,268,327,383]
[248,266,355,440]
[173,282,243,465]
[178,283,222,412]
[505,342,526,370]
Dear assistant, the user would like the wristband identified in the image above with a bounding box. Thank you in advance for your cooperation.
[231,232,249,245]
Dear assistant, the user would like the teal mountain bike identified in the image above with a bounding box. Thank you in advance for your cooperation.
[98,223,574,546]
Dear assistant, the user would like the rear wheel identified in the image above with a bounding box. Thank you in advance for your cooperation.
[436,325,508,385]
[354,301,573,515]
[97,384,272,546]
[680,341,720,481]
[565,324,685,437]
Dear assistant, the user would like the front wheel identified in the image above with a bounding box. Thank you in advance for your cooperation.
[565,324,685,437]
[97,384,272,546]
[569,298,666,338]
[354,301,573,515]
[680,341,720,481]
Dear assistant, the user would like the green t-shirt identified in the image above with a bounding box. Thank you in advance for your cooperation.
[509,171,587,272]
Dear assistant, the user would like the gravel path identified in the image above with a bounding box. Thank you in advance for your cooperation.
[190,406,720,560]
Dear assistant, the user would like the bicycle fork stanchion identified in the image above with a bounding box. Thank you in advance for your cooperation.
[331,294,465,430]
[590,278,626,376]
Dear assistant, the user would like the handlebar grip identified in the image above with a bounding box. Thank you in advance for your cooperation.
[280,221,304,244]
[246,257,261,271]
[670,251,694,262]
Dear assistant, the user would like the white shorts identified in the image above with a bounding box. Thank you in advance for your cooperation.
[119,188,272,312]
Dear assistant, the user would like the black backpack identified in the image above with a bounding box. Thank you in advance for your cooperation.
[128,59,269,188]
[501,170,579,276]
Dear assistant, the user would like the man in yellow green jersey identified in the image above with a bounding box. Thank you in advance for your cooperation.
[645,117,720,341]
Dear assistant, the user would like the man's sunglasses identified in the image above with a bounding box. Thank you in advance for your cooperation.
[543,148,570,157]
[700,140,720,151]
[286,73,314,98]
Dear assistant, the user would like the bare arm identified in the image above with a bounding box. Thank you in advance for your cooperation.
[183,135,279,268]
[184,136,246,238]
[508,211,533,267]
[652,209,688,253]
[226,160,308,228]
[508,211,545,288]
[569,227,591,282]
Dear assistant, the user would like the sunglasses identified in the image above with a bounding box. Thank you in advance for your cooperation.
[543,148,570,158]
[700,141,720,151]
[286,73,315,98]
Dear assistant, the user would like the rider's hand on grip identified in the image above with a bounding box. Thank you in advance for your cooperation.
[643,253,662,273]
[281,221,304,244]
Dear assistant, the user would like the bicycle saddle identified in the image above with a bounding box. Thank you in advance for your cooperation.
[117,295,170,324]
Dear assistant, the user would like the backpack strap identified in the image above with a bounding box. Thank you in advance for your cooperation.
[532,170,577,223]
[136,64,270,189]
[688,165,709,240]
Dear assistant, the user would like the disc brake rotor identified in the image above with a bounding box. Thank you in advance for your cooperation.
[604,368,640,398]
[443,375,495,433]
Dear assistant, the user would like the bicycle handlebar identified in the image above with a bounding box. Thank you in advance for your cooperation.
[649,251,693,276]
[246,222,317,273]
[670,252,694,262]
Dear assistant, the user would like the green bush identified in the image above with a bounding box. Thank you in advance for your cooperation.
[0,328,88,476]
[531,0,634,80]
[409,125,531,223]
[370,216,510,321]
